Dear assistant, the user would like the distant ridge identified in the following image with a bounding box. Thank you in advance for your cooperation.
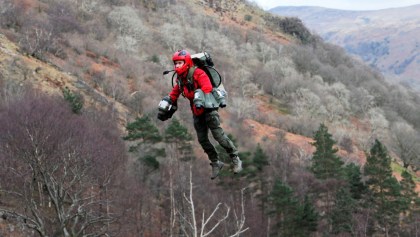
[270,5,420,89]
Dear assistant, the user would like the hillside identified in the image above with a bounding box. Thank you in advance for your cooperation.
[1,0,420,236]
[270,5,420,89]
[0,30,317,159]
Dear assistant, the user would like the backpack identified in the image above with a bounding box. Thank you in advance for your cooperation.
[171,52,223,90]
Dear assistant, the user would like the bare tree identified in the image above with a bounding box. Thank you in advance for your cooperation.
[107,6,149,53]
[178,166,249,237]
[0,92,126,236]
[292,88,327,120]
[257,42,276,64]
[350,87,375,117]
[390,121,420,170]
[0,0,28,30]
[324,82,350,123]
[19,26,56,59]
[364,107,390,149]
[230,97,256,120]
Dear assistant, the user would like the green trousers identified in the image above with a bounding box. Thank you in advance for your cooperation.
[193,110,238,162]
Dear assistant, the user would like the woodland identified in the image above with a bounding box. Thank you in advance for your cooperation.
[0,0,420,236]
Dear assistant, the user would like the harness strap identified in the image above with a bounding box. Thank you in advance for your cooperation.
[178,66,197,96]
[186,66,197,85]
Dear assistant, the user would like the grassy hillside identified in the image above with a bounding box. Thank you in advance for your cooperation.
[1,0,420,236]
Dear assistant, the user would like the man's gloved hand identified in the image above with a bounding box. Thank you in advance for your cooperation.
[192,104,204,116]
[158,96,175,121]
[157,110,169,121]
[167,105,177,118]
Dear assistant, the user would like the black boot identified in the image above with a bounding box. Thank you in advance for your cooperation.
[210,161,224,179]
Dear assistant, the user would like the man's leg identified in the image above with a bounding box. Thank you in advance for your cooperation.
[194,115,223,179]
[205,111,242,173]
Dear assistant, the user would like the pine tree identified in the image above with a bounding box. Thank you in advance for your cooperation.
[124,116,162,143]
[331,187,355,235]
[364,139,403,236]
[344,163,366,200]
[250,144,270,191]
[164,118,194,161]
[310,123,344,180]
[244,143,270,179]
[124,116,164,172]
[399,170,420,235]
[62,87,83,114]
[163,119,194,236]
[249,144,270,227]
[267,179,299,237]
[293,195,319,237]
[253,143,270,171]
[164,118,192,143]
[267,179,319,237]
[400,170,417,212]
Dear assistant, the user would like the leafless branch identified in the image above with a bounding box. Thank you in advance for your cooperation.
[201,202,230,237]
[0,93,125,236]
[228,188,249,237]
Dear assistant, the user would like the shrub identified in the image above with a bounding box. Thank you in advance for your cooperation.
[244,14,252,21]
[264,15,313,44]
[62,87,84,114]
[18,22,66,60]
[0,0,27,30]
[47,1,84,35]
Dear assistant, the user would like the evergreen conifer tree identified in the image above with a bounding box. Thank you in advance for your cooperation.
[364,139,403,236]
[400,170,417,212]
[124,116,162,143]
[399,170,420,235]
[268,179,318,237]
[310,123,344,180]
[331,187,355,235]
[344,163,366,200]
[164,118,192,143]
[124,116,164,171]
[164,118,194,161]
[249,144,270,226]
[62,87,83,114]
[293,195,319,237]
[163,119,194,235]
[245,143,270,179]
[268,179,299,237]
[253,143,270,171]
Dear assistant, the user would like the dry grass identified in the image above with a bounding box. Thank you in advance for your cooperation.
[0,32,131,130]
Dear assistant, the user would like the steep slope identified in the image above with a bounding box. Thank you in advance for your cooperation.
[0,0,415,169]
[1,29,369,176]
[2,1,420,236]
[270,5,420,89]
[0,32,326,162]
[0,34,130,129]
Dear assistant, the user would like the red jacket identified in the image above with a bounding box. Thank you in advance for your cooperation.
[169,68,212,104]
